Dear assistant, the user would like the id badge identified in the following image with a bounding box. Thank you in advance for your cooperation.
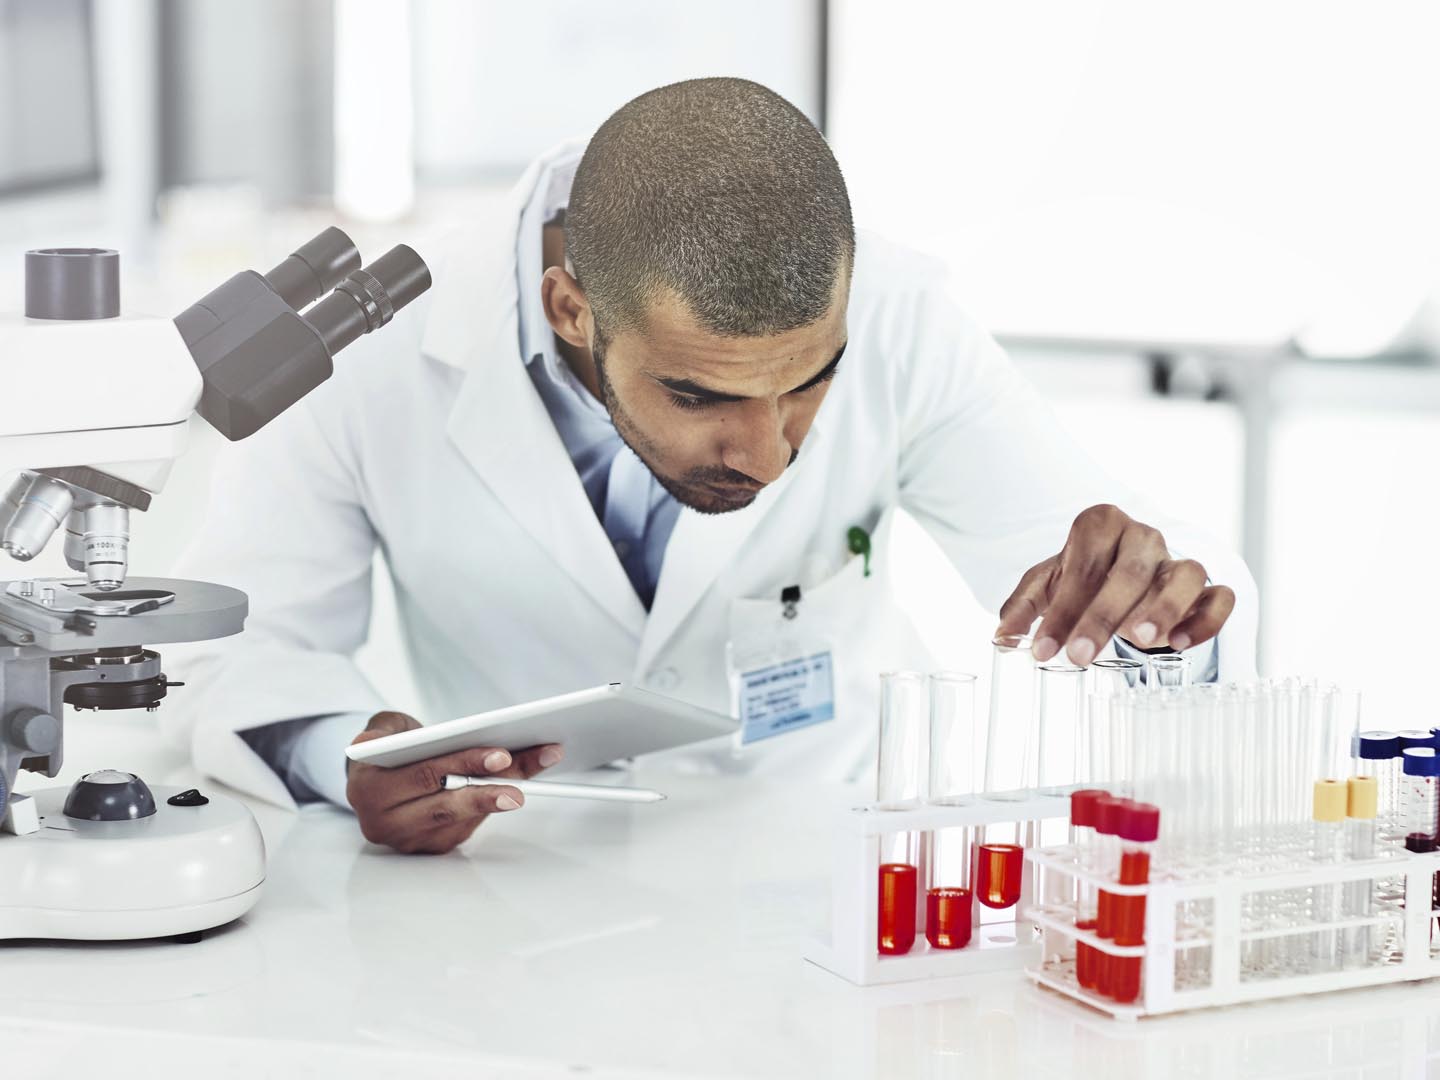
[727,585,837,746]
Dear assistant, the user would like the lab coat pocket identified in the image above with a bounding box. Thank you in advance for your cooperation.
[725,507,935,760]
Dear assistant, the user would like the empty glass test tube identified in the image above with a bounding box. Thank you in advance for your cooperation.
[1311,780,1347,973]
[1036,663,1085,795]
[1343,775,1378,969]
[1146,653,1190,690]
[983,635,1038,800]
[877,672,927,811]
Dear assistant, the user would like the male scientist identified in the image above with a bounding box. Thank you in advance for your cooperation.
[169,78,1254,854]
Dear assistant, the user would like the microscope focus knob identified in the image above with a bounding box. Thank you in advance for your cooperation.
[63,769,158,821]
[5,708,59,756]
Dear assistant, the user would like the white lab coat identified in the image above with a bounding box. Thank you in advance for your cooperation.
[164,144,1258,809]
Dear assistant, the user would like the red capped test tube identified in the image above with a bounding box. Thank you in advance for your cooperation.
[878,863,918,955]
[1069,788,1108,990]
[1111,802,1160,1004]
[1093,796,1127,997]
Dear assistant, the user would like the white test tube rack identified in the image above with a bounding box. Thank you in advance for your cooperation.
[803,790,1072,986]
[1024,843,1440,1019]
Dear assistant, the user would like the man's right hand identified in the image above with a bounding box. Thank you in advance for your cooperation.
[345,711,563,855]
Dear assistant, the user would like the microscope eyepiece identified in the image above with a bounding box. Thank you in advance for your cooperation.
[303,244,433,356]
[262,226,362,311]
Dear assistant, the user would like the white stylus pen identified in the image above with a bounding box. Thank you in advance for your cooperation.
[441,774,667,803]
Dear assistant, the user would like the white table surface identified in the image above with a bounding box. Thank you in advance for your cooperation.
[8,712,1440,1080]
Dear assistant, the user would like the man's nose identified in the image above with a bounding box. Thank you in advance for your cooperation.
[720,402,792,485]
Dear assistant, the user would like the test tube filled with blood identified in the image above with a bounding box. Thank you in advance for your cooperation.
[1092,796,1127,997]
[1069,788,1108,989]
[975,842,1025,909]
[1110,801,1160,1004]
[878,863,918,954]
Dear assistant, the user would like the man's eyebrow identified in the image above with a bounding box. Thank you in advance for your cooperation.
[650,343,848,402]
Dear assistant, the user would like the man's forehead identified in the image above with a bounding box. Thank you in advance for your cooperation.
[619,287,847,383]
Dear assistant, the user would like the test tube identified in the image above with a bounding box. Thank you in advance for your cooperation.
[983,635,1037,800]
[1036,663,1085,795]
[1402,748,1440,928]
[1111,802,1160,1004]
[926,673,978,950]
[1093,796,1127,997]
[877,672,927,811]
[1343,776,1378,970]
[1147,653,1190,690]
[876,672,926,957]
[1311,780,1347,973]
[877,863,918,955]
[1070,788,1108,991]
[1355,731,1401,844]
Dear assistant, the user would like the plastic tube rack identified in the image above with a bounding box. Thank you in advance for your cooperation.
[1024,843,1440,1018]
[803,790,1071,986]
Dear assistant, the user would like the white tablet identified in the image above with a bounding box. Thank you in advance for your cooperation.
[344,682,739,774]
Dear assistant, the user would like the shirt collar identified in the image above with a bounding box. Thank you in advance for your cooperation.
[514,147,607,414]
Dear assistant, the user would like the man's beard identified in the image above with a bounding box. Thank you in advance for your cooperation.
[593,340,795,515]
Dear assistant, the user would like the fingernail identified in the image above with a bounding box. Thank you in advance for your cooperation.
[1170,631,1191,651]
[1134,622,1157,646]
[1033,636,1058,662]
[1068,637,1097,667]
[495,794,521,811]
[483,750,511,773]
[539,746,564,768]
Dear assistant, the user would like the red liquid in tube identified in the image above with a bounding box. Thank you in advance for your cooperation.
[1069,789,1107,991]
[878,863,918,955]
[1092,797,1127,997]
[925,887,973,949]
[976,843,1025,909]
[1111,803,1160,1004]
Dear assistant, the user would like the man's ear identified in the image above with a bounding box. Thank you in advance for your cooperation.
[541,266,593,351]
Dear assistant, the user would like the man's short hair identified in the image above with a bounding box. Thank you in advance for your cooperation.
[566,77,854,340]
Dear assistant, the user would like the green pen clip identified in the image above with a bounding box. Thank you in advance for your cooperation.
[847,525,872,578]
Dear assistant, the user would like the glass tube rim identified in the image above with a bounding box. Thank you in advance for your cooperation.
[929,670,978,686]
[1037,661,1086,675]
[991,633,1034,651]
[1092,657,1143,672]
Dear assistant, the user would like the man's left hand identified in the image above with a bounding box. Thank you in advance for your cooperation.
[995,504,1235,665]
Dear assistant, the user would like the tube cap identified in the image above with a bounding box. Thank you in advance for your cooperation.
[1094,796,1128,836]
[1069,788,1108,828]
[1398,730,1437,751]
[1119,802,1161,843]
[1357,730,1401,760]
[1347,776,1378,820]
[1312,779,1347,823]
[1402,747,1440,777]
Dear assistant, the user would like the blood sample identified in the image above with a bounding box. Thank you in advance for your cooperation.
[1111,802,1160,1004]
[1069,788,1107,989]
[878,863,918,955]
[1093,796,1127,997]
[976,843,1025,909]
[925,887,973,949]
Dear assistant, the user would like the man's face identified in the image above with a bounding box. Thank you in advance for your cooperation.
[593,281,848,515]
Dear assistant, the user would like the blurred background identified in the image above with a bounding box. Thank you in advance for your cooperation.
[1,0,1435,727]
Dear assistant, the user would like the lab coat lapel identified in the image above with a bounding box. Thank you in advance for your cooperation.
[426,214,647,641]
[637,426,821,674]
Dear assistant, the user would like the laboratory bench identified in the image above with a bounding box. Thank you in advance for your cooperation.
[8,712,1440,1080]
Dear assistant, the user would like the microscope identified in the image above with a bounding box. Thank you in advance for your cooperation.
[0,229,429,941]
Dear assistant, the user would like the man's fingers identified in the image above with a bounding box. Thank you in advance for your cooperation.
[360,784,524,848]
[995,557,1057,638]
[1032,507,1130,662]
[1065,524,1167,664]
[1119,559,1208,650]
[351,710,420,744]
[488,743,564,780]
[355,744,515,811]
[1165,585,1235,652]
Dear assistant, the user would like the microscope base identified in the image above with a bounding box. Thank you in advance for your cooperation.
[0,784,265,941]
